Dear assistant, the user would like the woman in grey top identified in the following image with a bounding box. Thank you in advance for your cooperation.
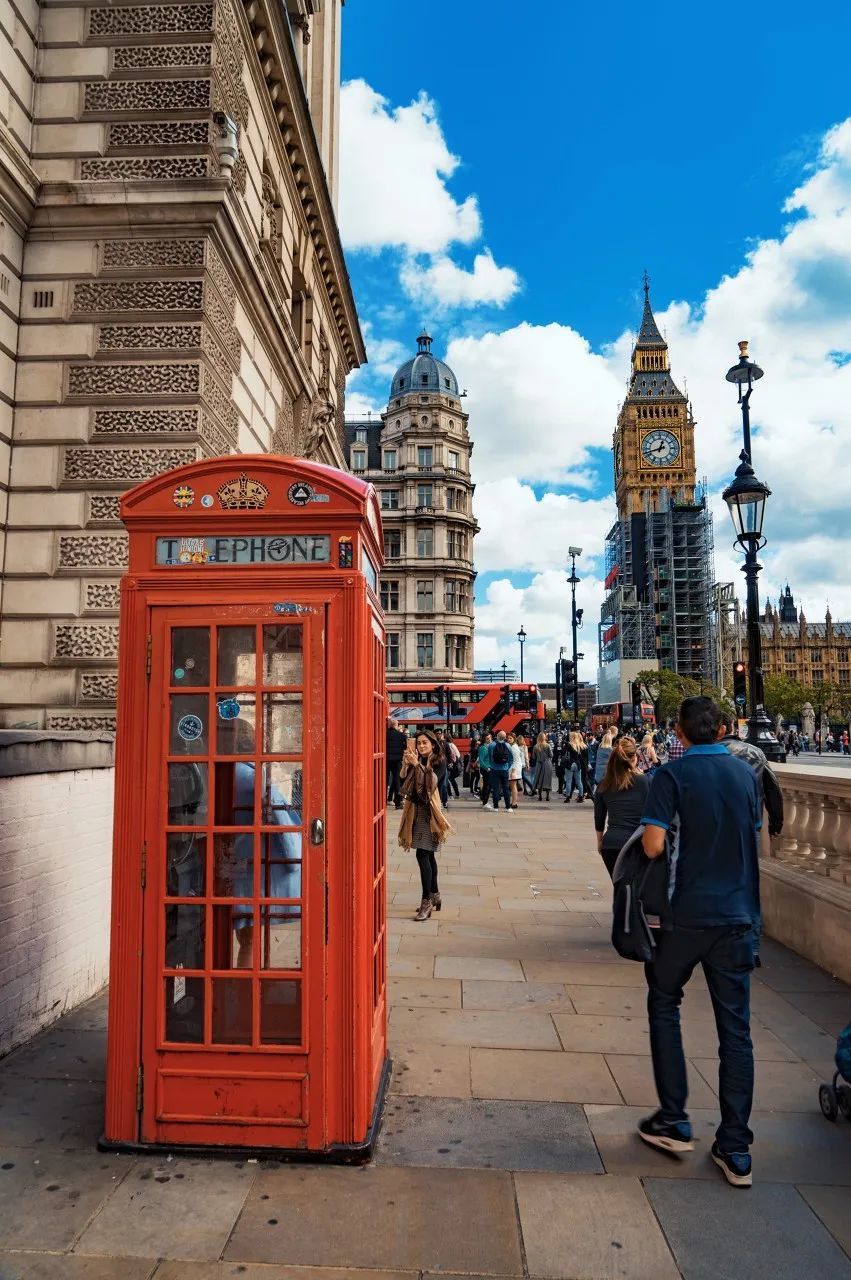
[532,731,554,800]
[593,737,651,877]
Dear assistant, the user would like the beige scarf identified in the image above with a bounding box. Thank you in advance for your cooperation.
[397,760,452,850]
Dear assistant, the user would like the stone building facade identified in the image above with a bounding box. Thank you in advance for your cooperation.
[0,0,365,730]
[344,332,477,680]
[756,587,851,688]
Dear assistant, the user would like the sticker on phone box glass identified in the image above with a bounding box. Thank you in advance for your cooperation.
[217,698,241,721]
[177,714,204,742]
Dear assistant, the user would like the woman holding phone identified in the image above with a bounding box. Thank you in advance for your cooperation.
[398,730,451,921]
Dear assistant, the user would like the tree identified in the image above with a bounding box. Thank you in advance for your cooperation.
[635,668,733,725]
[762,674,810,722]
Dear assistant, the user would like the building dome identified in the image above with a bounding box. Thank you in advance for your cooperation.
[390,331,459,399]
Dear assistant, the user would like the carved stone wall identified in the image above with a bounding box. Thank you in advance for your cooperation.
[54,624,120,661]
[80,671,120,703]
[83,583,122,614]
[1,0,363,730]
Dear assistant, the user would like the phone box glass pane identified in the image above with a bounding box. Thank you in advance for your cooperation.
[169,694,209,755]
[213,833,253,897]
[165,904,204,969]
[216,694,256,755]
[168,763,207,826]
[166,832,206,898]
[212,977,252,1045]
[260,906,301,969]
[164,976,204,1043]
[260,979,302,1044]
[171,627,210,687]
[217,626,256,686]
[263,694,302,753]
[263,624,303,686]
[213,760,254,826]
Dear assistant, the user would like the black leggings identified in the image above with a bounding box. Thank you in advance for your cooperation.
[416,848,439,898]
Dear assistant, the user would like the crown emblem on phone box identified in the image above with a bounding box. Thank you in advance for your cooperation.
[216,473,269,509]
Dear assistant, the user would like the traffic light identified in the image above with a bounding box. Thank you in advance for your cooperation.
[733,662,747,711]
[560,658,575,709]
[631,681,642,714]
[436,685,446,715]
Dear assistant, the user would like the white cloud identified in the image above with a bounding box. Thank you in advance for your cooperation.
[474,570,604,686]
[400,249,520,310]
[339,80,520,314]
[474,478,615,574]
[446,323,623,484]
[339,80,480,255]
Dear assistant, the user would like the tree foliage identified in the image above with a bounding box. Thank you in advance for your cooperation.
[636,669,732,724]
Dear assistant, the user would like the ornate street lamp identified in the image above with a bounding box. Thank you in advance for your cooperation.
[567,547,582,721]
[722,342,785,761]
[517,626,527,682]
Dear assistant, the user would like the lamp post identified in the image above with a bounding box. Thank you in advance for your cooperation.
[722,341,785,762]
[567,547,582,723]
[517,626,526,682]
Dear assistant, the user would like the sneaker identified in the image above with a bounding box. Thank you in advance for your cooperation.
[637,1112,694,1154]
[711,1141,752,1187]
[506,807,513,815]
[483,802,494,810]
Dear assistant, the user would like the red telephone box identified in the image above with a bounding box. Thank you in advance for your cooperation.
[102,456,388,1159]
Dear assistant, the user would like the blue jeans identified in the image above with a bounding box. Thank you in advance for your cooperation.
[566,763,584,798]
[645,924,756,1152]
[489,769,511,809]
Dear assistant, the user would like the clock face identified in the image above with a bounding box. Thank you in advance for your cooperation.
[641,429,680,466]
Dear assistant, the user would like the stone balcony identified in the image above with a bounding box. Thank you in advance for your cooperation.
[763,765,851,983]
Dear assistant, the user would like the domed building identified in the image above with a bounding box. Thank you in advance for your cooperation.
[345,332,478,678]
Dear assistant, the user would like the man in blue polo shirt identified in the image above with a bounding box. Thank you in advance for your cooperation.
[638,696,762,1188]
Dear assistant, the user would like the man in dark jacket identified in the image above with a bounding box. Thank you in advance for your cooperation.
[386,718,407,809]
[720,713,784,837]
[639,698,763,1189]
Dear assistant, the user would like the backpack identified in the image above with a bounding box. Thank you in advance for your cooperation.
[836,1021,851,1083]
[610,826,672,962]
[492,740,511,765]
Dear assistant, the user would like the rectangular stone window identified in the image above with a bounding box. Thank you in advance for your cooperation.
[417,446,433,468]
[380,489,399,510]
[447,530,465,560]
[416,527,433,558]
[380,580,400,612]
[384,530,401,560]
[445,634,467,669]
[351,451,366,472]
[417,483,433,507]
[445,580,468,613]
[416,633,434,668]
[354,428,368,442]
[416,580,434,611]
[383,450,397,471]
[448,449,460,469]
[386,632,400,669]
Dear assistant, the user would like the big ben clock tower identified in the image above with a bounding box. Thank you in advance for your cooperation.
[599,276,714,691]
[614,276,697,518]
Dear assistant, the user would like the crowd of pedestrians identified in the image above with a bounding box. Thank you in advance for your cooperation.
[388,697,786,1190]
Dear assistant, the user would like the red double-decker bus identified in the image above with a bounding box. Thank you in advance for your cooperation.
[386,681,544,749]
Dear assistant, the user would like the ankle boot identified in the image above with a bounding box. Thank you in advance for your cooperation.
[431,891,442,912]
[414,897,433,922]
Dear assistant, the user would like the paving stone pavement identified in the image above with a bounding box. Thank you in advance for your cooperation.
[1,792,850,1280]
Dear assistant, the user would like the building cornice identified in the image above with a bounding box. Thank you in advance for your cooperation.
[0,125,39,235]
[242,0,366,370]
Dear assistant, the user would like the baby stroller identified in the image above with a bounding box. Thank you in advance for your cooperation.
[818,1020,851,1121]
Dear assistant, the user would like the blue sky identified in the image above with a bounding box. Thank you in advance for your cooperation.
[336,1,851,683]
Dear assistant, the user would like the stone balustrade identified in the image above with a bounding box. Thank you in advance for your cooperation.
[762,765,851,983]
